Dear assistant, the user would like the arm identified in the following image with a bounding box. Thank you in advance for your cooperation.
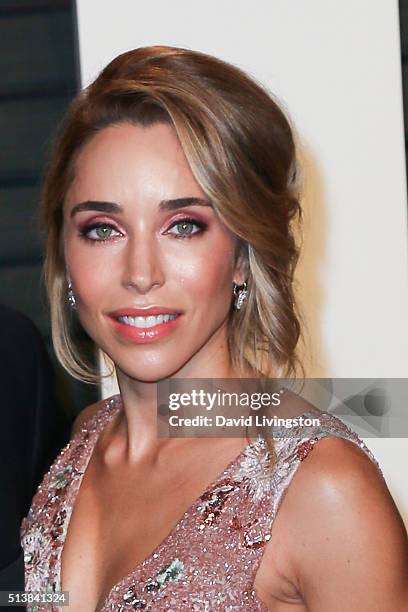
[264,437,408,611]
[295,437,408,610]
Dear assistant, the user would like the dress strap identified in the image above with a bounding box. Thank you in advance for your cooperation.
[270,409,383,517]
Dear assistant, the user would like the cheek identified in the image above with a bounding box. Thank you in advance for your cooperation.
[172,241,235,307]
[65,240,114,307]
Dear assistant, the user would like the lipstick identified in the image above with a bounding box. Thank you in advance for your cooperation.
[107,306,183,344]
[109,306,181,317]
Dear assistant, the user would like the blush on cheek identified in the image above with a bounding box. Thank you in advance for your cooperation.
[67,247,112,298]
[205,255,235,294]
[172,246,235,317]
[196,272,233,315]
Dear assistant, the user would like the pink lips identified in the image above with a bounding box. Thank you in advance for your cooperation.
[107,306,183,344]
[109,306,182,317]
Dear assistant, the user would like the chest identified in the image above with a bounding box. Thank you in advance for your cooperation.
[23,420,305,611]
[60,473,303,612]
[60,460,212,610]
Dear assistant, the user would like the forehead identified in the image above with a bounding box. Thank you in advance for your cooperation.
[65,122,204,206]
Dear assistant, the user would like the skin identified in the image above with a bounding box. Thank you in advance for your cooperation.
[61,122,408,611]
[64,121,250,459]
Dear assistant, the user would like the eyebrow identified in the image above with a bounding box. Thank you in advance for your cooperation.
[69,197,212,218]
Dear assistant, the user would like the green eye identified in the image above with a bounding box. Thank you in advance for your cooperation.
[175,221,195,235]
[168,218,205,238]
[83,224,120,241]
[95,226,113,239]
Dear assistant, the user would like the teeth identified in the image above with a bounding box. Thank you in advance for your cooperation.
[118,314,178,328]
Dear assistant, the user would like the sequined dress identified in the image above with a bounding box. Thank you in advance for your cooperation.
[21,394,383,611]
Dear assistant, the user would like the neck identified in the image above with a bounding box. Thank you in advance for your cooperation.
[106,328,245,465]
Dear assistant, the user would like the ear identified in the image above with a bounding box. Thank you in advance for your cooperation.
[233,240,249,285]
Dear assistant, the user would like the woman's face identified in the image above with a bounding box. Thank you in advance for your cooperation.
[63,122,245,381]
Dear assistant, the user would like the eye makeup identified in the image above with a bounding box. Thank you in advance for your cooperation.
[76,215,209,244]
[166,217,208,239]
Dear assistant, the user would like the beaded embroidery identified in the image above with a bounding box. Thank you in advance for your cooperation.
[296,436,320,461]
[21,395,383,611]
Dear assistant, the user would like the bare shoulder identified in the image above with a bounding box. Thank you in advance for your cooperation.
[262,436,408,610]
[71,399,106,437]
[294,435,395,509]
[285,435,399,531]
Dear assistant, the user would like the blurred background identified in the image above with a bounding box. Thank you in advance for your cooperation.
[0,0,98,422]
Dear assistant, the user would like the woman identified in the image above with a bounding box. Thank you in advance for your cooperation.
[21,46,408,611]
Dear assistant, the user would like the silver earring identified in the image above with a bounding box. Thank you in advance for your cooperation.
[67,282,76,310]
[233,280,248,310]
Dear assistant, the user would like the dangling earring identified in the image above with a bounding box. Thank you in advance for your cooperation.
[233,280,248,310]
[67,282,76,310]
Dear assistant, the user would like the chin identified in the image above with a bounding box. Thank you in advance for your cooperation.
[97,327,212,382]
[113,356,188,384]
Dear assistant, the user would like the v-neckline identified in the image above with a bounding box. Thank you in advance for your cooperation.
[57,394,259,611]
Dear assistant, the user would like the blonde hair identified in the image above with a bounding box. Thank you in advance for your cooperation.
[41,45,305,401]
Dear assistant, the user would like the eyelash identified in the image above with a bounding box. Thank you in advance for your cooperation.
[78,217,208,244]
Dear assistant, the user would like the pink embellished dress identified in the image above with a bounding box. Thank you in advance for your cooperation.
[21,394,383,611]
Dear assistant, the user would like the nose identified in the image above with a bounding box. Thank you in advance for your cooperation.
[121,234,165,294]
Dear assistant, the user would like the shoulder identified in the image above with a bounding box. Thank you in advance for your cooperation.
[287,434,389,518]
[264,435,408,608]
[70,398,106,437]
[0,303,35,331]
[0,304,42,346]
[0,304,47,361]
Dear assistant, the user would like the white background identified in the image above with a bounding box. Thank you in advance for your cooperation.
[76,0,408,522]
